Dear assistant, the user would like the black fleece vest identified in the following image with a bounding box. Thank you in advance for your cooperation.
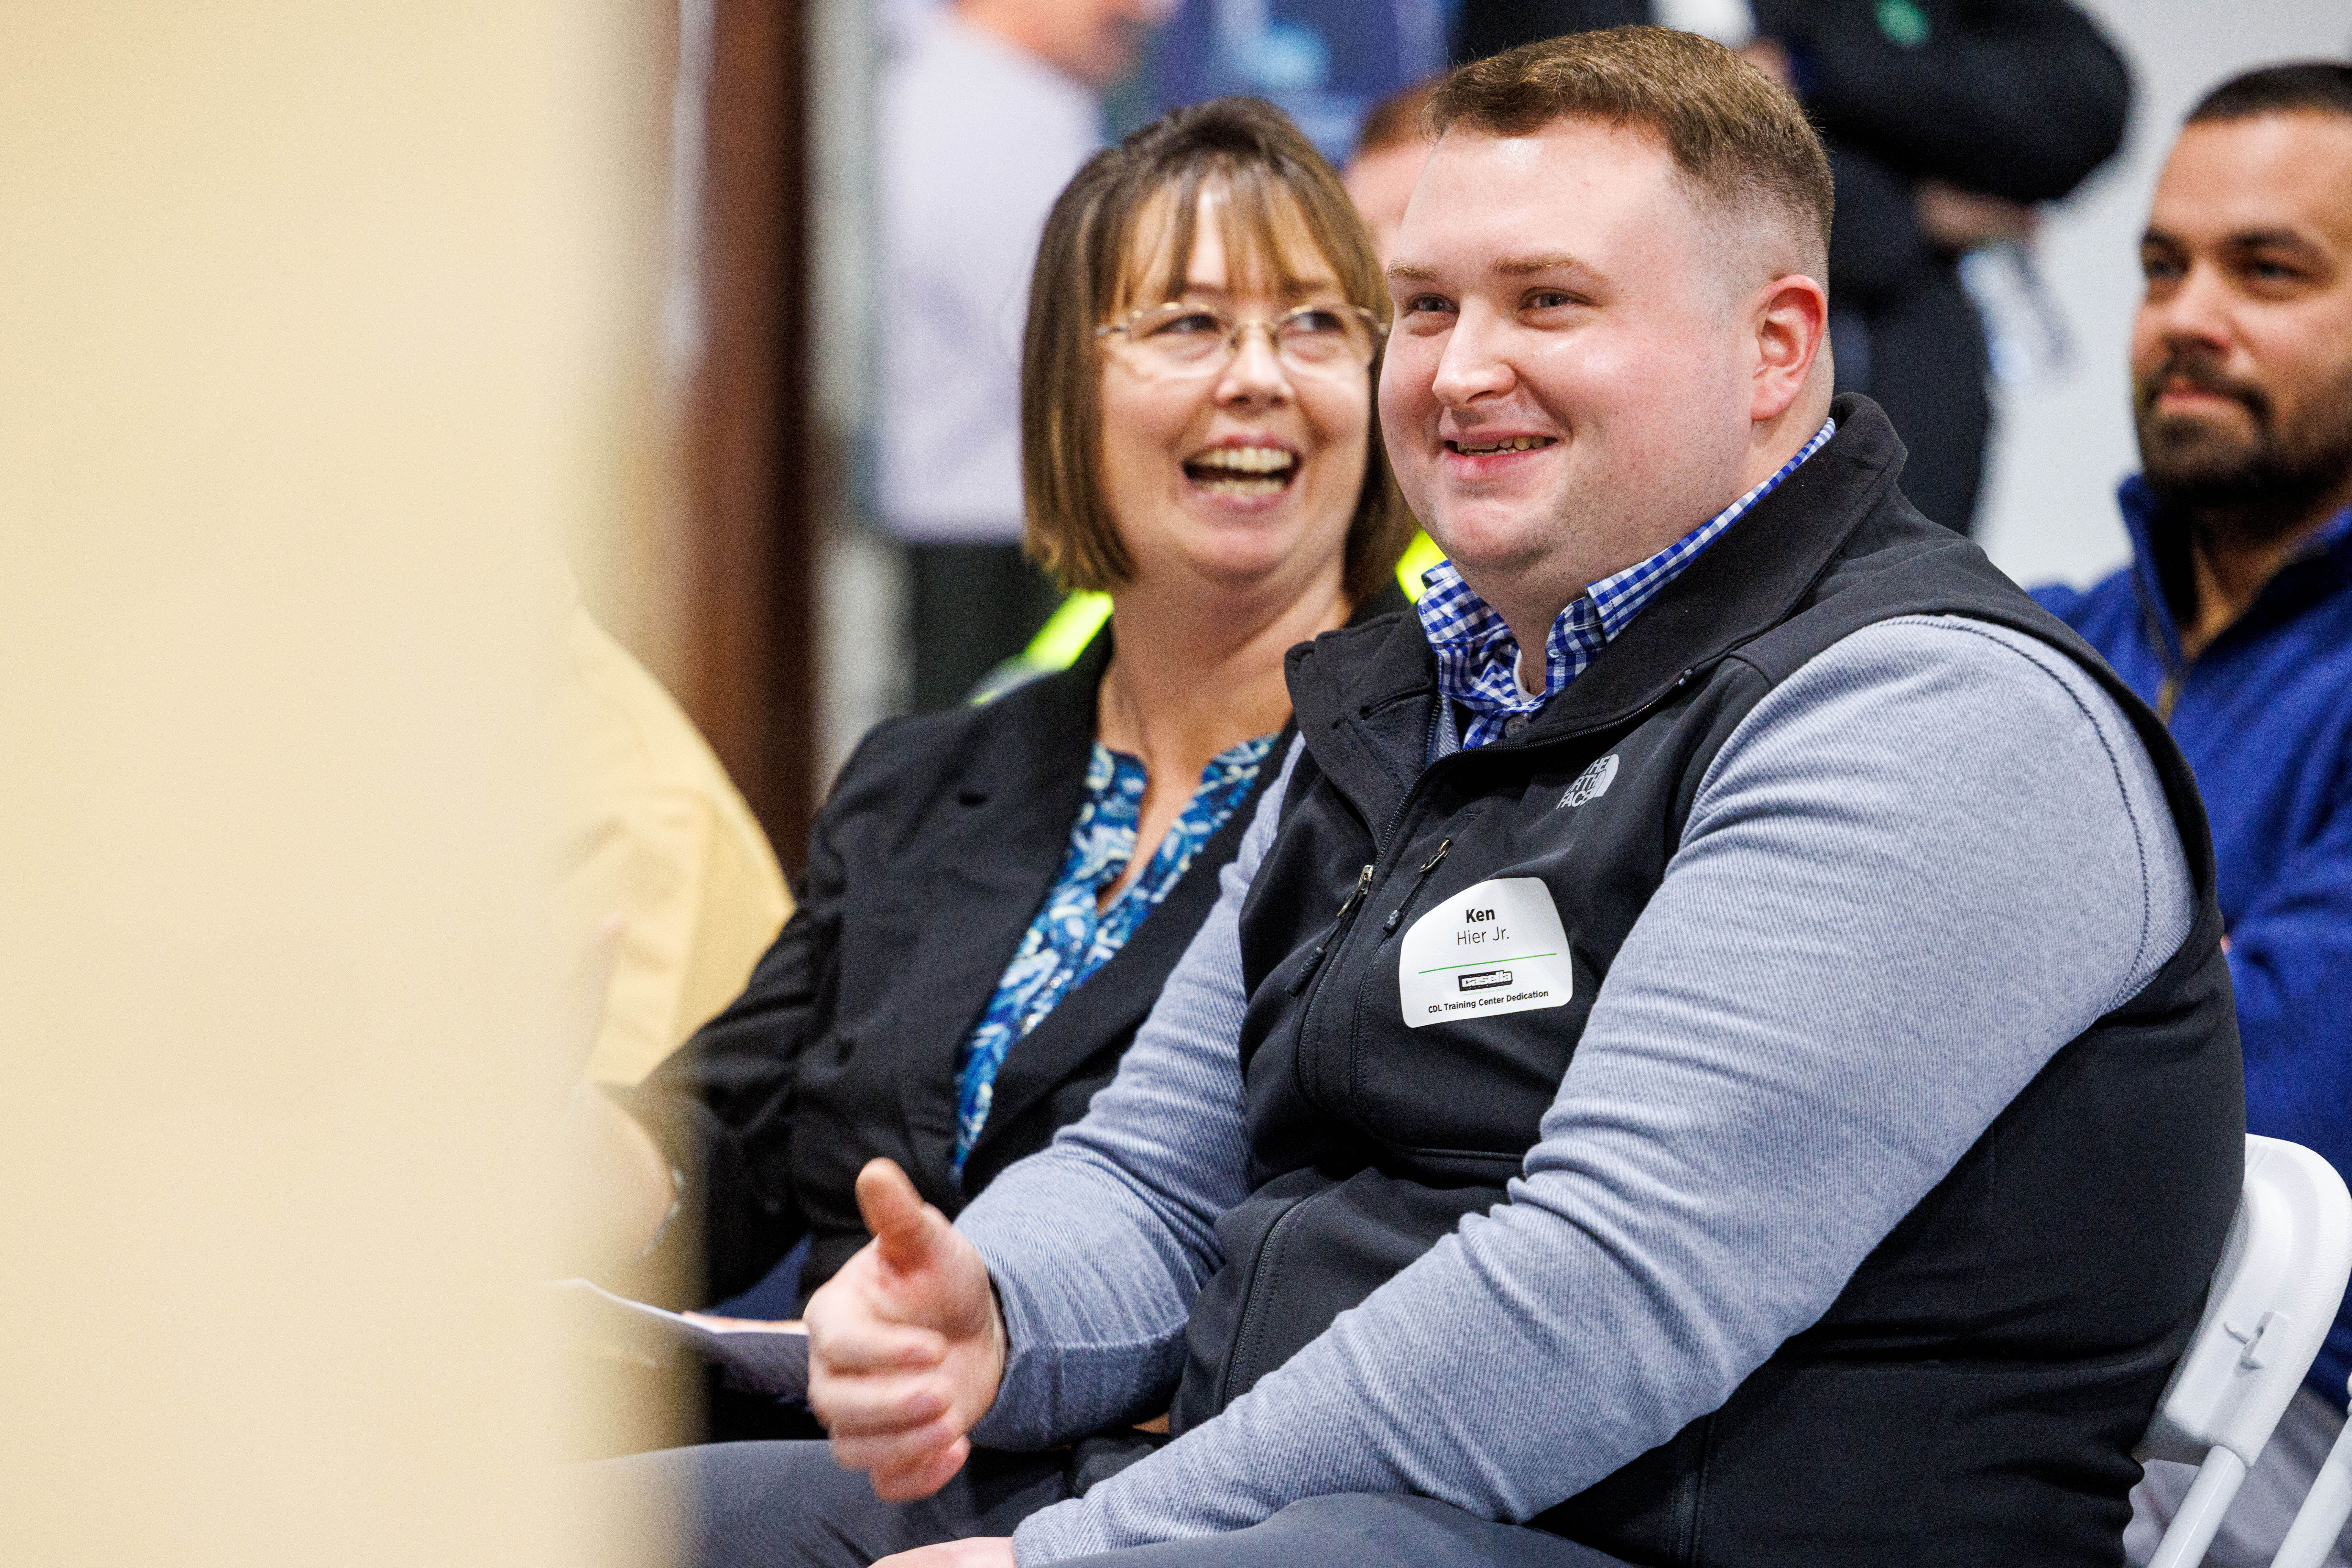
[1168,399,2244,1567]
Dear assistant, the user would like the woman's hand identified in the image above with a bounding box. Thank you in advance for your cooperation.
[872,1539,1016,1568]
[805,1159,1007,1501]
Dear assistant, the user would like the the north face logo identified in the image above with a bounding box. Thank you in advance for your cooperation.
[1561,753,1619,808]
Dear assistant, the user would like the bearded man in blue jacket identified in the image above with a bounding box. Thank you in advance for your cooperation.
[2034,62,2352,1568]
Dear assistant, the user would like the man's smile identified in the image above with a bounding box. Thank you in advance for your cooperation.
[1444,435,1558,456]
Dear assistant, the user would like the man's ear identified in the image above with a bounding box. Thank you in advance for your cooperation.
[1750,272,1829,423]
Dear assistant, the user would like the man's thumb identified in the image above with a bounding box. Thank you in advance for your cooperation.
[855,1158,942,1272]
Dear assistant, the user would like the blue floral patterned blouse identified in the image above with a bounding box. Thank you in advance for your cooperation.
[951,733,1277,1175]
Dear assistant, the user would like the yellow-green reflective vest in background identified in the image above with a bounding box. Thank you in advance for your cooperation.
[968,530,1448,704]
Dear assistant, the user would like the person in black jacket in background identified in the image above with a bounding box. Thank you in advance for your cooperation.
[554,97,1413,1439]
[1456,0,2130,531]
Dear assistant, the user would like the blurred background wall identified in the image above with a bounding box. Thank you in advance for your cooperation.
[1,4,679,1563]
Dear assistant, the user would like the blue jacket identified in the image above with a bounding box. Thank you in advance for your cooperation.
[2037,478,2352,1403]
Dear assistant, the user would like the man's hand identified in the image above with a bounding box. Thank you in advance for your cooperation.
[871,1540,1015,1568]
[805,1159,1007,1500]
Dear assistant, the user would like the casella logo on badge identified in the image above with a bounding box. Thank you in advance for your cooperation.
[1559,752,1619,809]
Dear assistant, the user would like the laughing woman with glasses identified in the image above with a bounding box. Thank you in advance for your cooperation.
[560,97,1414,1442]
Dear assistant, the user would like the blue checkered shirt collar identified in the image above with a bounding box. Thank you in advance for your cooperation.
[1415,418,1836,751]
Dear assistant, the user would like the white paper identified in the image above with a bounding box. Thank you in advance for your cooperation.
[1397,875,1574,1029]
[546,1278,809,1397]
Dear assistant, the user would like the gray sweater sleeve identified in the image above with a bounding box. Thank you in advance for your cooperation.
[962,617,2195,1562]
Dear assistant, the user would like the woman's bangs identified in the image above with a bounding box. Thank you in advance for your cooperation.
[1110,164,1343,311]
[1213,170,1344,301]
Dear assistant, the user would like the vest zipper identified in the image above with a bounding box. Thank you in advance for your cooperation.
[1286,863,1375,995]
[1213,1186,1321,1412]
[1667,1411,1715,1565]
[1380,837,1452,935]
[1286,780,1453,1097]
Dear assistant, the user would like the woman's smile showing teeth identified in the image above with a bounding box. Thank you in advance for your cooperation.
[1184,443,1300,496]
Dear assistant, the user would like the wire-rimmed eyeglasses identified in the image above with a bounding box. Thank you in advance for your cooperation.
[1093,301,1385,381]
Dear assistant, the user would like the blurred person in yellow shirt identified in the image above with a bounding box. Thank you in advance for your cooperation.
[553,593,791,1086]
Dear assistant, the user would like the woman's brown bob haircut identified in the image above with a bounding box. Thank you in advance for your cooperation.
[1428,26,1834,276]
[1021,97,1414,603]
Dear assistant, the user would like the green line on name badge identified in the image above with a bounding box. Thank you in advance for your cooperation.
[1417,952,1559,974]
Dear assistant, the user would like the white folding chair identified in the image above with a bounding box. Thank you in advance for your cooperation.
[2269,1372,2352,1568]
[2138,1135,2352,1568]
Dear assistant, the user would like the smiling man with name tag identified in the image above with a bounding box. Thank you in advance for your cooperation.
[637,28,2246,1568]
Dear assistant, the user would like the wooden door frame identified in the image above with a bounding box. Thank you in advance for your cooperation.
[677,0,816,875]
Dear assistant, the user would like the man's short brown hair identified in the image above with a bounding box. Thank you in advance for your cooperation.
[1021,97,1413,602]
[1428,26,1833,277]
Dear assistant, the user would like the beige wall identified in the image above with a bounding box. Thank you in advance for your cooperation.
[0,4,675,1563]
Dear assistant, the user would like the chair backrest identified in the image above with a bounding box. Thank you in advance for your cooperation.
[2132,1138,2352,1568]
[2141,1136,2352,1470]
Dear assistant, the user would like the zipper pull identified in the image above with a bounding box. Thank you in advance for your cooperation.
[1382,837,1452,933]
[1288,864,1374,995]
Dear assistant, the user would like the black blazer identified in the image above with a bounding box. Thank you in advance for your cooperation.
[620,589,1408,1309]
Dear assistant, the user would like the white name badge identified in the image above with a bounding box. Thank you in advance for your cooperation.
[1397,876,1574,1029]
